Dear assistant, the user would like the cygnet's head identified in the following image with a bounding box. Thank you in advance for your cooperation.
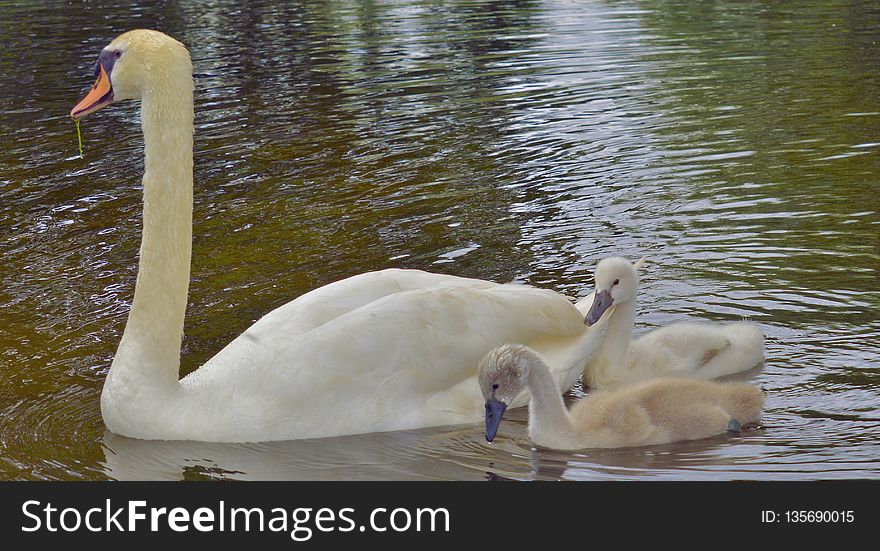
[478,344,544,442]
[584,256,644,325]
[71,29,192,120]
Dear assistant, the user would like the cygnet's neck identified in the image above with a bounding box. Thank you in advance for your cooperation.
[105,83,194,397]
[524,355,578,446]
[594,290,636,372]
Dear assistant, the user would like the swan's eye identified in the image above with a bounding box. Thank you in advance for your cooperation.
[94,49,123,78]
[613,279,620,286]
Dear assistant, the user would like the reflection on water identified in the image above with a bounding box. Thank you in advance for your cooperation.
[1,0,878,480]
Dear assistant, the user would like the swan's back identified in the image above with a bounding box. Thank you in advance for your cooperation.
[176,279,589,440]
[244,269,499,338]
[627,321,765,381]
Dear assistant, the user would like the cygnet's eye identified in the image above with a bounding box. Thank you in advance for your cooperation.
[492,383,499,390]
[613,278,620,286]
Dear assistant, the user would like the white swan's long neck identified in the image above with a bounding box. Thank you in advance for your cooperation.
[105,84,194,396]
[525,358,577,446]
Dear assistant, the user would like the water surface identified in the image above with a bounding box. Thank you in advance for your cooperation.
[1,0,878,480]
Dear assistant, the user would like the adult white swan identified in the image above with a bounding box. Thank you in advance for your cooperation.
[580,257,765,389]
[70,29,611,442]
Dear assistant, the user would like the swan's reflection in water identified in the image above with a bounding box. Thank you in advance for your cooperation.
[100,384,769,481]
[477,405,771,481]
[101,426,497,481]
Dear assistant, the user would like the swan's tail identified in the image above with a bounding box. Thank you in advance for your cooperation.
[700,322,765,380]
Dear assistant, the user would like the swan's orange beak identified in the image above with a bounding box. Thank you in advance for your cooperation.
[71,64,114,120]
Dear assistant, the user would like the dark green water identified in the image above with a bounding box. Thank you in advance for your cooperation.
[0,0,878,480]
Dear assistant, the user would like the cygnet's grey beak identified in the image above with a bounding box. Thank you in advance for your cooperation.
[484,399,508,442]
[585,290,613,326]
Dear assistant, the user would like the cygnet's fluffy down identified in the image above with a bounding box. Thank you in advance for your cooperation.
[479,344,763,450]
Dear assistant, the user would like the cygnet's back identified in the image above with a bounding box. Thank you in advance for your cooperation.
[569,378,764,448]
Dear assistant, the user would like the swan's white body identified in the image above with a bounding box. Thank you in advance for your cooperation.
[479,345,764,450]
[580,257,765,389]
[75,30,610,442]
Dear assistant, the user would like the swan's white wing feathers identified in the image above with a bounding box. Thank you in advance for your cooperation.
[256,283,584,386]
[182,282,586,438]
[247,268,498,338]
[631,323,731,361]
[573,290,595,315]
[627,322,762,379]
